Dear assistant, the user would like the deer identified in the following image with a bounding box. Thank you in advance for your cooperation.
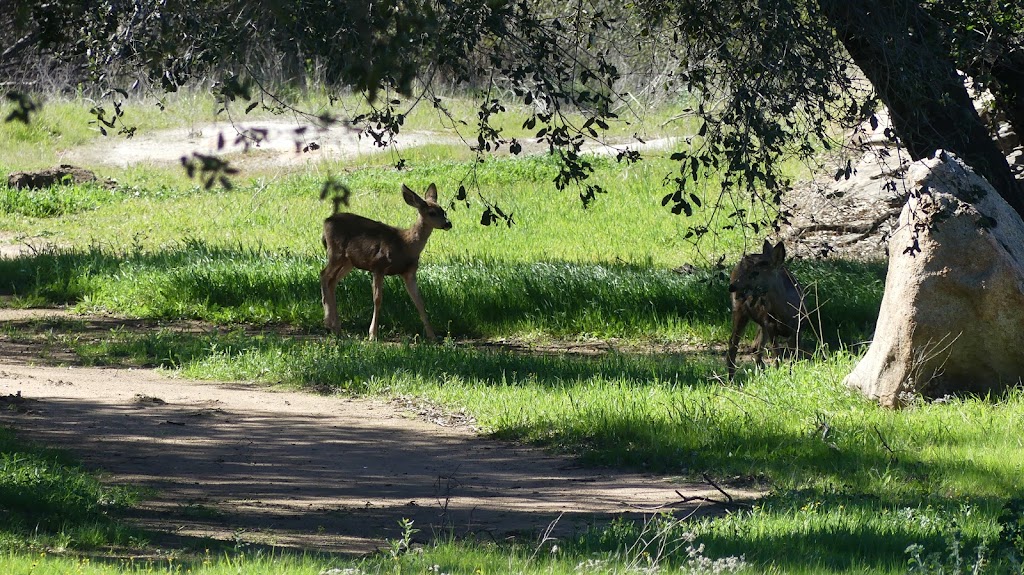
[321,182,452,341]
[726,239,808,379]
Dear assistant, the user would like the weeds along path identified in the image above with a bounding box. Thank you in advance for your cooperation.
[0,309,753,555]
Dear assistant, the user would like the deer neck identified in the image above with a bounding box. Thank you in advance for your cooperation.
[402,217,434,253]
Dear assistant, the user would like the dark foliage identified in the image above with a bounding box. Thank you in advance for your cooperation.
[3,1,1022,231]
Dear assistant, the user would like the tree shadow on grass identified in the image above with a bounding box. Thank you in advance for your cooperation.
[0,313,722,390]
[561,416,1014,573]
[0,247,1014,572]
[14,319,1012,570]
[697,491,1007,573]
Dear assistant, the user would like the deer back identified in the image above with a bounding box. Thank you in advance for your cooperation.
[322,183,451,276]
[323,213,424,275]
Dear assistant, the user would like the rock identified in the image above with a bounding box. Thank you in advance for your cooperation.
[783,101,1024,259]
[783,148,908,260]
[843,151,1024,406]
[782,108,912,261]
[6,164,110,189]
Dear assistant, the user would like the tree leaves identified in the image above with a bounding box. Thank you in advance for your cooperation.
[480,203,514,227]
[180,153,239,191]
[10,0,1016,233]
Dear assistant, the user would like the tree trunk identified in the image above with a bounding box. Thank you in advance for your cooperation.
[817,0,1024,219]
[990,49,1024,144]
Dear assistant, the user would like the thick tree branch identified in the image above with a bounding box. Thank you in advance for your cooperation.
[818,0,1024,219]
[990,48,1024,142]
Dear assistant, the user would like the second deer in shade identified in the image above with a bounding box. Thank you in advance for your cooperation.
[726,240,807,379]
[321,183,452,341]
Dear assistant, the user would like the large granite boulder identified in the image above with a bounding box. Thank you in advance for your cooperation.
[844,151,1024,406]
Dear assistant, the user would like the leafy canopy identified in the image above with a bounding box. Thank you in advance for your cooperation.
[4,0,1022,231]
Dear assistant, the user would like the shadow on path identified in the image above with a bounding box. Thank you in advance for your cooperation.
[0,361,755,555]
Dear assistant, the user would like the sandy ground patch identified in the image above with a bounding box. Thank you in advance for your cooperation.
[63,118,678,171]
[67,120,465,169]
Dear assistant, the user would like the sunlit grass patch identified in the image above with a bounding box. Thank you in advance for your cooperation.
[0,151,769,268]
[0,183,127,218]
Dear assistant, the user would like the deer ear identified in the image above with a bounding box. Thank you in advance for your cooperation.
[424,183,438,203]
[771,241,786,266]
[402,184,424,208]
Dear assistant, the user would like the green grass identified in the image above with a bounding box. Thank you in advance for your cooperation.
[0,147,883,344]
[10,329,1024,572]
[1,152,754,266]
[22,321,1022,573]
[0,427,140,552]
[0,182,133,218]
[2,95,1022,574]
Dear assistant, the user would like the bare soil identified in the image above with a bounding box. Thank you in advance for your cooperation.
[64,119,678,171]
[0,309,758,556]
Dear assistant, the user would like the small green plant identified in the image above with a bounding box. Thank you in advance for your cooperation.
[905,529,987,575]
[386,518,420,561]
[572,514,750,574]
[993,498,1024,570]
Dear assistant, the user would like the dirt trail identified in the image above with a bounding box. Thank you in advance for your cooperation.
[63,119,678,170]
[0,309,755,556]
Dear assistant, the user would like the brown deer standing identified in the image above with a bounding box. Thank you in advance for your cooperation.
[726,240,807,379]
[321,183,452,341]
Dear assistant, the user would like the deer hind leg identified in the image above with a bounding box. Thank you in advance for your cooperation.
[784,309,804,360]
[402,270,436,341]
[785,331,799,360]
[368,270,385,341]
[321,262,352,334]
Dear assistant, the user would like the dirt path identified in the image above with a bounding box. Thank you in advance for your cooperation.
[0,309,755,556]
[64,119,679,172]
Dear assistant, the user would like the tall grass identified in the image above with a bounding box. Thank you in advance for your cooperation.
[0,243,883,345]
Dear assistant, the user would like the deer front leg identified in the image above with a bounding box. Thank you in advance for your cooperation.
[368,270,385,341]
[402,270,436,341]
[753,325,769,370]
[726,308,750,380]
[321,263,352,335]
